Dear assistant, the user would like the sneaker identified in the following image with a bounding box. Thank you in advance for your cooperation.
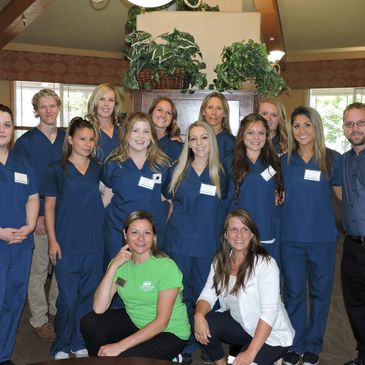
[181,353,192,364]
[34,322,56,339]
[302,352,319,365]
[283,352,301,365]
[72,349,89,358]
[344,357,365,365]
[172,354,183,363]
[201,349,214,364]
[54,351,70,360]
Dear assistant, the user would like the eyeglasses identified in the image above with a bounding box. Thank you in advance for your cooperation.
[343,120,365,129]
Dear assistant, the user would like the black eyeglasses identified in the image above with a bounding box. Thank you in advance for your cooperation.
[343,120,365,129]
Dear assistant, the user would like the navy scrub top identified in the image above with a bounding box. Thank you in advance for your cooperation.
[225,156,277,242]
[0,151,38,251]
[96,126,119,163]
[158,135,182,162]
[103,158,169,254]
[163,164,228,258]
[216,130,235,161]
[42,159,105,255]
[12,127,65,216]
[280,149,342,242]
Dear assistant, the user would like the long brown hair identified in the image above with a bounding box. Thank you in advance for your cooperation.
[232,113,283,203]
[213,209,269,296]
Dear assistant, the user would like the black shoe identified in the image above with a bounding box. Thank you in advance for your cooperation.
[0,361,16,365]
[201,349,214,364]
[344,357,365,365]
[181,353,192,364]
[302,352,319,365]
[229,345,241,357]
[283,351,301,365]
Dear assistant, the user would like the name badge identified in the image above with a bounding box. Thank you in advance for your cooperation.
[152,173,162,184]
[138,176,155,190]
[200,183,216,196]
[261,166,277,181]
[304,169,321,182]
[14,172,28,185]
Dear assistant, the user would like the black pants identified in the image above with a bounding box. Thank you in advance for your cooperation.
[80,309,187,360]
[341,235,365,360]
[200,310,289,365]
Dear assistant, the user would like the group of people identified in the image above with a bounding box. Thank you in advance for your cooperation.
[0,84,364,365]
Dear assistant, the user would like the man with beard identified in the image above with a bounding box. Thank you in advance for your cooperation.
[342,102,365,365]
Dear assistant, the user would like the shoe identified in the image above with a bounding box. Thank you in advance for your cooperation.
[201,349,214,364]
[283,352,301,365]
[229,345,241,357]
[72,349,89,358]
[172,354,183,363]
[181,353,192,364]
[302,352,319,365]
[344,357,365,365]
[0,361,16,365]
[34,322,56,339]
[54,351,70,360]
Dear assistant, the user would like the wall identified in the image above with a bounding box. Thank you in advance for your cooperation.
[278,89,308,116]
[0,80,11,106]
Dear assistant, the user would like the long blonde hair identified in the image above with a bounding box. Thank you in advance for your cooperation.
[168,121,223,198]
[107,112,169,171]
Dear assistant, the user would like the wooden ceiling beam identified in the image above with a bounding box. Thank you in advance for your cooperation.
[254,0,285,53]
[0,0,52,49]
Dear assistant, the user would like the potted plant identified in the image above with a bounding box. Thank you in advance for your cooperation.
[211,39,287,96]
[123,29,207,92]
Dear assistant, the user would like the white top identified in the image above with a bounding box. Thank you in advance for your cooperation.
[225,275,243,325]
[197,256,295,347]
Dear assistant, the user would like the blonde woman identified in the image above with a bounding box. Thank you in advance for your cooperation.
[163,121,229,362]
[103,112,170,262]
[86,83,122,162]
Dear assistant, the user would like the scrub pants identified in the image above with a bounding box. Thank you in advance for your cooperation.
[166,251,212,354]
[0,247,32,362]
[201,310,289,365]
[50,253,102,355]
[81,308,187,359]
[28,233,58,328]
[341,235,365,361]
[281,240,336,354]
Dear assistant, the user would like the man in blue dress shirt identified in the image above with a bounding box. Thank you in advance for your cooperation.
[342,102,365,365]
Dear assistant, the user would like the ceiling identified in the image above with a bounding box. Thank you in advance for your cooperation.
[1,0,365,62]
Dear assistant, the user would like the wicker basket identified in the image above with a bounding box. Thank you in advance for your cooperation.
[137,69,188,89]
[238,77,257,91]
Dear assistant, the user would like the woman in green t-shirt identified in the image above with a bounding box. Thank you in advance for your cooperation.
[81,210,190,359]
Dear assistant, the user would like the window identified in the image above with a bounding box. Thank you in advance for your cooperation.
[309,88,365,153]
[14,81,96,138]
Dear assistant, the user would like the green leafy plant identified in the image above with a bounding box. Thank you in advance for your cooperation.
[211,39,287,96]
[123,29,207,92]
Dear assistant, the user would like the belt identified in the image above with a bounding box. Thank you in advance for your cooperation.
[346,234,365,245]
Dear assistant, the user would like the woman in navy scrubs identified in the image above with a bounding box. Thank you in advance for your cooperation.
[0,104,39,365]
[103,112,170,262]
[86,83,122,162]
[44,117,105,359]
[258,97,288,156]
[225,113,283,263]
[199,92,235,161]
[281,106,342,365]
[163,121,228,362]
[148,97,182,162]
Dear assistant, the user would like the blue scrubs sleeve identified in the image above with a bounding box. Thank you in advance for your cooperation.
[42,163,58,197]
[102,161,114,188]
[162,164,175,200]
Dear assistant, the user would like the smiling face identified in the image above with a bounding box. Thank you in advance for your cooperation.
[37,96,60,126]
[258,102,280,133]
[202,96,225,134]
[292,114,315,149]
[68,127,96,158]
[225,216,253,255]
[127,120,152,154]
[151,99,173,132]
[96,89,116,121]
[188,125,210,160]
[123,219,155,261]
[343,107,365,150]
[0,111,14,150]
[243,121,267,156]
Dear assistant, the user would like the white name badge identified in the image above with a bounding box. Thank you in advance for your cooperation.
[200,183,216,196]
[152,173,162,184]
[261,166,277,181]
[304,169,321,182]
[138,176,155,190]
[14,172,28,185]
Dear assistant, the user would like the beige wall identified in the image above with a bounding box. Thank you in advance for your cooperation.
[278,89,308,117]
[0,80,12,107]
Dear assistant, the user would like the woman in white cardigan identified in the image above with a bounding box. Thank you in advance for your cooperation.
[194,209,294,365]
